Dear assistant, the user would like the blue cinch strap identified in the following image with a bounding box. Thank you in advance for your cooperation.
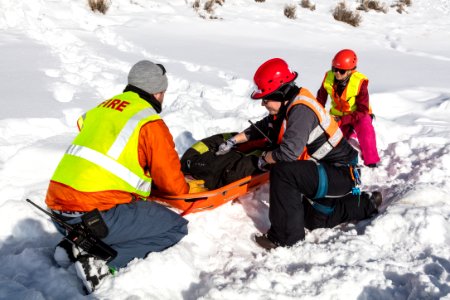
[312,201,335,215]
[305,196,335,215]
[313,163,328,199]
[310,163,334,215]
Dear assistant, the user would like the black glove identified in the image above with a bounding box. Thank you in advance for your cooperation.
[257,153,270,172]
[215,137,237,155]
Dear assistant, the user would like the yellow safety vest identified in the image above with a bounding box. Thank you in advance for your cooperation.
[323,70,368,116]
[51,91,161,197]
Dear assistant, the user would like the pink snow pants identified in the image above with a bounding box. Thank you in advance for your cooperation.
[340,114,380,166]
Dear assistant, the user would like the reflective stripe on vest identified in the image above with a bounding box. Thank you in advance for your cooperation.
[51,91,160,197]
[66,144,151,194]
[323,71,368,116]
[309,129,343,161]
[107,107,157,159]
[285,89,343,161]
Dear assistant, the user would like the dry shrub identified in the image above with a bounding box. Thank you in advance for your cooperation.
[391,0,412,14]
[255,0,265,2]
[205,0,224,12]
[357,0,388,13]
[193,0,224,19]
[333,2,361,27]
[88,0,110,14]
[300,0,316,11]
[193,0,200,10]
[204,0,215,13]
[400,0,412,6]
[394,4,406,13]
[284,4,297,19]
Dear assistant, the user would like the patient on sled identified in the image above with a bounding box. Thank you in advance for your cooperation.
[181,132,268,190]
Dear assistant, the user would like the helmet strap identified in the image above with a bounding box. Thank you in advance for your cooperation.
[278,84,299,116]
[283,83,299,102]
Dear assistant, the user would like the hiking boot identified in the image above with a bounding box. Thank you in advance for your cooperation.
[254,233,279,250]
[370,191,383,209]
[54,239,84,268]
[74,255,110,294]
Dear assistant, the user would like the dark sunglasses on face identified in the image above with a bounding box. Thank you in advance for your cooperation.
[332,67,347,75]
[157,63,166,75]
[262,91,285,103]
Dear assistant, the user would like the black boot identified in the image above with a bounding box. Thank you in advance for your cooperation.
[370,191,383,209]
[254,233,279,250]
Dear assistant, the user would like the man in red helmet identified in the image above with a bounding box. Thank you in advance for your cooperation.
[316,49,380,167]
[216,58,381,249]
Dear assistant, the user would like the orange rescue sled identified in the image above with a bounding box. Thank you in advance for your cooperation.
[149,172,269,216]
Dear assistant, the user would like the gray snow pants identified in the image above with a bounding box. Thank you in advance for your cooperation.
[54,200,188,268]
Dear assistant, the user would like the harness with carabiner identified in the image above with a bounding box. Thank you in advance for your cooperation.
[349,163,362,206]
[306,157,362,215]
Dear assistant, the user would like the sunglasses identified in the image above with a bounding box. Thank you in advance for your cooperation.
[332,67,348,75]
[157,63,166,75]
[261,91,286,103]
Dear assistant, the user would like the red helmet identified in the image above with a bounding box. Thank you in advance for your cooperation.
[332,49,357,70]
[251,58,298,99]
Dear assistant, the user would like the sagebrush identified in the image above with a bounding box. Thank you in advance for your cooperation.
[193,0,224,19]
[391,0,412,13]
[333,2,361,27]
[88,0,110,14]
[357,0,388,13]
[284,4,297,19]
[300,0,316,11]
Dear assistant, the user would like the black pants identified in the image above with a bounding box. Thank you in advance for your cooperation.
[267,160,377,246]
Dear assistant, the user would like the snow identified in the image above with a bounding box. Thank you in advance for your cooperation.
[1,0,449,299]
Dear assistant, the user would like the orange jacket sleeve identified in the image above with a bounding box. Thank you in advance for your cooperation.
[138,119,189,195]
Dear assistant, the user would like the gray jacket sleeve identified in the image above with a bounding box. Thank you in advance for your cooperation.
[271,104,318,162]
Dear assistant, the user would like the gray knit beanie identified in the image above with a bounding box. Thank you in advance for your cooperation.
[127,60,168,94]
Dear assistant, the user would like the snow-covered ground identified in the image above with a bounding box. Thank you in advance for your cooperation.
[0,0,449,299]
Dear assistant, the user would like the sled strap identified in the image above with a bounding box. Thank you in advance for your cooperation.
[313,163,328,199]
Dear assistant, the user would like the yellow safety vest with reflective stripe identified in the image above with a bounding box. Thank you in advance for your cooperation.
[323,70,368,116]
[51,91,161,197]
[280,88,343,161]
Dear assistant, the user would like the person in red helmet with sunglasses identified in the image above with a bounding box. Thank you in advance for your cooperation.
[316,49,380,168]
[216,58,381,249]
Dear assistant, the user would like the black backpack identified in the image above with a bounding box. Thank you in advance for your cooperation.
[181,133,261,190]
